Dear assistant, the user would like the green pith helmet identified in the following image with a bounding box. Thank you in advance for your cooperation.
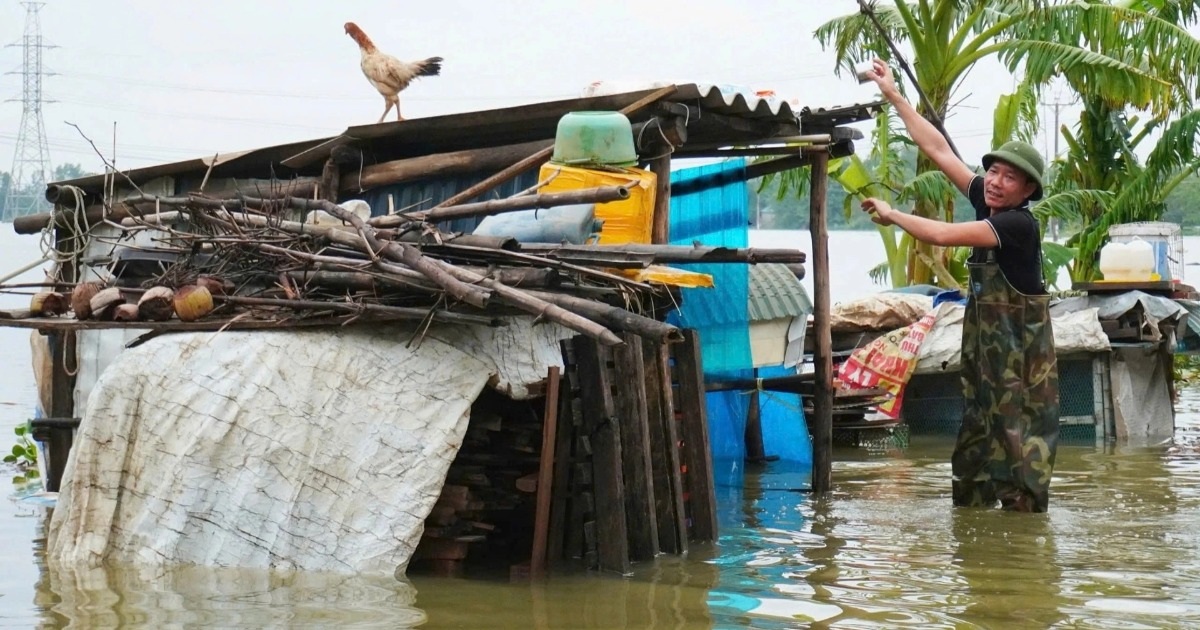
[982,140,1045,201]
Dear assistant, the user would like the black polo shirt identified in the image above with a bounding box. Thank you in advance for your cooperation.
[967,175,1045,295]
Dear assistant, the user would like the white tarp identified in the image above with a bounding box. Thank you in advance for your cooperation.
[47,317,573,576]
[913,305,1111,374]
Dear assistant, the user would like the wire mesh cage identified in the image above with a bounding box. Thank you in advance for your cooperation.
[1108,222,1185,282]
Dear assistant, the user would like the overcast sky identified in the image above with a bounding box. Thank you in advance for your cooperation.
[0,1,1192,181]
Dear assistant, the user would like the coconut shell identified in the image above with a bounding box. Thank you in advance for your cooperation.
[113,304,140,321]
[174,284,214,322]
[137,286,176,321]
[89,287,124,321]
[30,291,68,317]
[71,282,103,320]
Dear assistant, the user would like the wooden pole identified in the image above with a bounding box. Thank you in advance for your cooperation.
[673,329,717,543]
[369,185,630,228]
[745,369,767,463]
[430,85,678,209]
[340,140,551,193]
[648,153,672,244]
[531,366,561,577]
[809,149,834,493]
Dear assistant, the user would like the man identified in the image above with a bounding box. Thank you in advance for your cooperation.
[860,58,1060,513]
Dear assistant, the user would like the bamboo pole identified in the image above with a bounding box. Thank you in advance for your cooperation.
[519,243,806,265]
[429,85,679,209]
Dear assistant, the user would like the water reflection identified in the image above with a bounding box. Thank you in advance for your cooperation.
[27,506,426,629]
[950,509,1065,627]
[12,400,1200,627]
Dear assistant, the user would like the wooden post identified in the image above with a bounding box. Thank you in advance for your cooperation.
[43,223,79,493]
[572,337,631,574]
[745,370,767,463]
[531,366,561,576]
[648,153,672,244]
[610,333,659,561]
[673,329,717,543]
[43,331,76,492]
[548,341,580,567]
[642,341,685,554]
[319,157,341,204]
[808,149,834,493]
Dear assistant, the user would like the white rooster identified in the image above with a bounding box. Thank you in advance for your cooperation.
[344,22,443,123]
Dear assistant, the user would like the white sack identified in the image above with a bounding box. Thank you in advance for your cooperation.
[913,306,1111,374]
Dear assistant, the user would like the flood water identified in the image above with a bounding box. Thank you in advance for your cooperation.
[4,228,1200,628]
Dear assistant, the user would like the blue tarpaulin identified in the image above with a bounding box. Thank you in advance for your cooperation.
[668,159,811,487]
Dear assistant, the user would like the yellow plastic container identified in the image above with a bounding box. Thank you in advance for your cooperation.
[537,163,657,244]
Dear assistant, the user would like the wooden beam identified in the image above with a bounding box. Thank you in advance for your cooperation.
[339,140,550,193]
[642,340,684,554]
[531,366,561,576]
[648,153,672,244]
[673,329,717,543]
[572,336,631,574]
[809,150,834,494]
[548,341,579,568]
[610,333,659,561]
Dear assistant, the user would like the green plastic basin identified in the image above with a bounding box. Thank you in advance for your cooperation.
[550,111,638,167]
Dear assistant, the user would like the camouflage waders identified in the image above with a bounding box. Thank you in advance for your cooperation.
[952,258,1060,512]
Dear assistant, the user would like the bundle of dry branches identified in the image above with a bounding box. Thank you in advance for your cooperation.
[16,189,805,348]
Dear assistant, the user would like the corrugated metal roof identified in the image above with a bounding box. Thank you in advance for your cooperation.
[748,263,812,322]
[47,84,882,197]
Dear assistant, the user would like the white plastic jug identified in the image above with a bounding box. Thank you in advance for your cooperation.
[1099,237,1156,281]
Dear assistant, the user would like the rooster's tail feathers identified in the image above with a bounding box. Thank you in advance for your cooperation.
[416,57,443,77]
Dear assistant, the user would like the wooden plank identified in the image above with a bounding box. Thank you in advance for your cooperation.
[641,340,682,554]
[648,153,672,244]
[610,333,659,561]
[547,341,577,567]
[572,336,631,574]
[673,329,717,543]
[1075,280,1176,294]
[657,342,688,555]
[530,366,561,576]
[808,150,834,494]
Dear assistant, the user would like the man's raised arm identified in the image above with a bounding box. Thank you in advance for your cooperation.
[864,58,975,195]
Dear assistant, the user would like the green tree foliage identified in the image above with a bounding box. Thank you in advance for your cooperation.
[775,0,1200,287]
